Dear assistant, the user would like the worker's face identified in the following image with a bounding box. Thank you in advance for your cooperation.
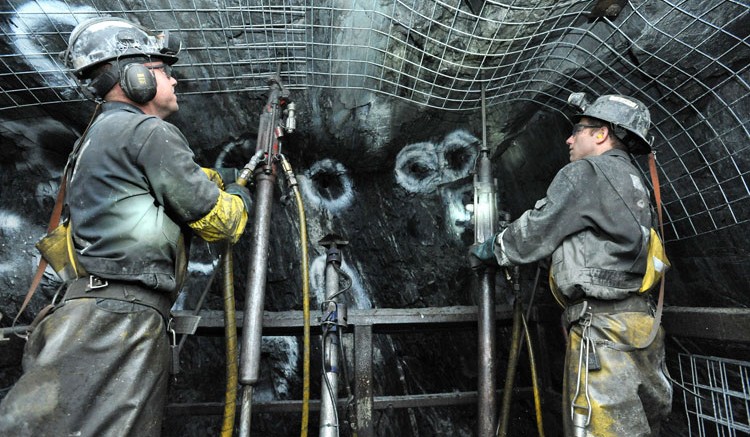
[145,62,178,118]
[566,118,603,162]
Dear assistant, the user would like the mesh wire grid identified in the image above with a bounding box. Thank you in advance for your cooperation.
[678,353,750,436]
[0,0,748,242]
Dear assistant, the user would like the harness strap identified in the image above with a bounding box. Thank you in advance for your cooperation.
[12,180,66,329]
[638,152,667,350]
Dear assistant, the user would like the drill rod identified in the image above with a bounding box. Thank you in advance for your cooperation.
[238,78,284,437]
[475,86,498,437]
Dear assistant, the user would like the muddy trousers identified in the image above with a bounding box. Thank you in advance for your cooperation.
[0,298,170,437]
[562,312,673,437]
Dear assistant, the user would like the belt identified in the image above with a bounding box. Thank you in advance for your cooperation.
[564,294,652,327]
[63,275,173,322]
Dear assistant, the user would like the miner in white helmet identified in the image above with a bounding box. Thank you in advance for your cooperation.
[470,92,673,436]
[0,17,251,436]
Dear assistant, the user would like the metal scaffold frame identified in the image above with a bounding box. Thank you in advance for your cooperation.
[677,354,750,437]
[1,0,749,241]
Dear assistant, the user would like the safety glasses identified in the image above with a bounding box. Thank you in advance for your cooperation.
[147,63,172,79]
[571,123,602,136]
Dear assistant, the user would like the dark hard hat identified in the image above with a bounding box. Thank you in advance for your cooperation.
[61,17,181,78]
[568,92,653,154]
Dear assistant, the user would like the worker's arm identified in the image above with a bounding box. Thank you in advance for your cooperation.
[137,120,249,243]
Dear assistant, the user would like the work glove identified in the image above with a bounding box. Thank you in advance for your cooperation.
[202,167,242,190]
[225,183,252,213]
[214,168,240,186]
[201,167,225,189]
[468,233,499,270]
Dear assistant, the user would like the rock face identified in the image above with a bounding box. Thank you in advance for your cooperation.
[1,1,749,436]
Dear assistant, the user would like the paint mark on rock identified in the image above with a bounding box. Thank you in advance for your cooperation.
[299,159,355,213]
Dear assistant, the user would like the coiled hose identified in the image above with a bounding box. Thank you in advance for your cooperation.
[221,242,239,437]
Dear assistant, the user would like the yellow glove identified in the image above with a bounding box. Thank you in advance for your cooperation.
[189,191,248,243]
[201,167,225,190]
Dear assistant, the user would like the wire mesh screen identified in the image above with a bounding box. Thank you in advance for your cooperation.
[678,354,750,436]
[0,0,748,241]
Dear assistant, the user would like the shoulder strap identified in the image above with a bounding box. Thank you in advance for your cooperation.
[585,152,668,350]
[12,174,68,327]
[12,104,101,329]
[638,152,667,349]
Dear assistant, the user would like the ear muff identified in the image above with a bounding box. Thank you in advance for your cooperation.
[120,63,157,103]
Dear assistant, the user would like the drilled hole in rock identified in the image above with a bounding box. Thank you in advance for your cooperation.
[408,161,435,179]
[444,146,471,171]
[311,171,345,200]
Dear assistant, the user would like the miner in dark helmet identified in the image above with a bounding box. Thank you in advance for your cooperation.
[470,93,672,436]
[0,17,252,436]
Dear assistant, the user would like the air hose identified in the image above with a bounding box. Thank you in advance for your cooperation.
[497,283,523,437]
[280,155,311,437]
[221,241,239,437]
[497,266,546,437]
[522,312,545,437]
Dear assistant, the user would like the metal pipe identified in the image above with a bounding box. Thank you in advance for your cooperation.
[0,324,30,341]
[318,235,348,437]
[320,259,341,437]
[238,170,276,437]
[239,385,253,437]
[475,86,498,437]
[477,270,497,436]
[238,78,285,437]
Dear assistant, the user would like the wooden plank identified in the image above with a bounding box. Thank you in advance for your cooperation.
[165,389,534,416]
[662,306,750,342]
[172,305,521,336]
[354,325,374,437]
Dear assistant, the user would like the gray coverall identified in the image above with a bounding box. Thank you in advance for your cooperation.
[0,101,233,436]
[495,149,672,436]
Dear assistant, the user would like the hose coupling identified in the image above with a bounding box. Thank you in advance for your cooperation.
[284,102,296,133]
[279,155,298,188]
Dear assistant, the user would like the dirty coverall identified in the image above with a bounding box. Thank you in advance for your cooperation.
[0,101,247,437]
[493,149,672,436]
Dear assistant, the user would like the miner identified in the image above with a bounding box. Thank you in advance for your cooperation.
[0,17,251,436]
[470,92,673,436]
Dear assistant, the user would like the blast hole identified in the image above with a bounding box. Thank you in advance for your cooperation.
[444,147,471,171]
[409,161,434,179]
[311,170,344,200]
